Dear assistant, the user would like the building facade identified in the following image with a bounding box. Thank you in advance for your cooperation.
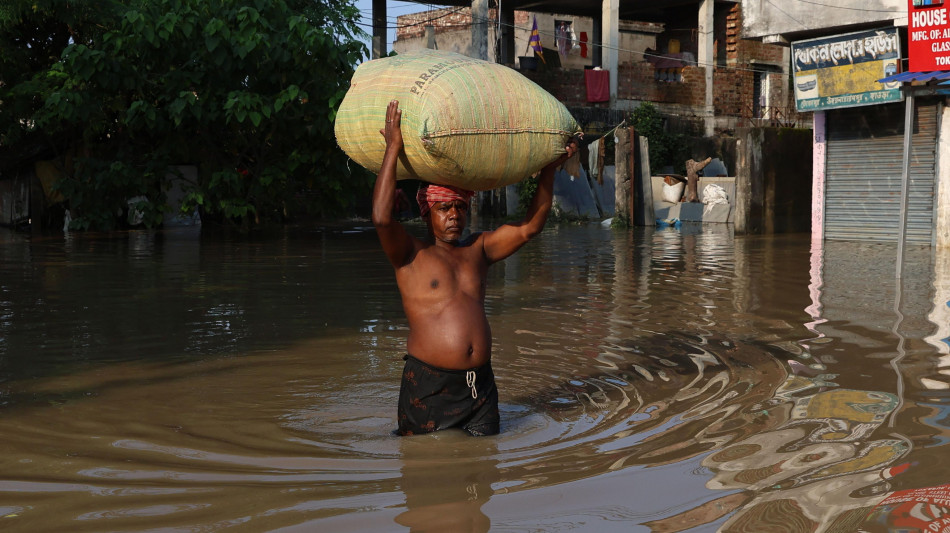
[743,0,949,248]
[388,2,802,138]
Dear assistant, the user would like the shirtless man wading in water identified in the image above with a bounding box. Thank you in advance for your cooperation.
[372,100,578,436]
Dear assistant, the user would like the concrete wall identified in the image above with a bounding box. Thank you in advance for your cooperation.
[652,176,735,224]
[684,136,738,176]
[735,127,813,234]
[938,104,950,250]
[394,7,499,59]
[552,166,615,219]
[742,0,904,41]
[394,28,476,57]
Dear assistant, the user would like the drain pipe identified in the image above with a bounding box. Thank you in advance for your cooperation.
[896,93,914,279]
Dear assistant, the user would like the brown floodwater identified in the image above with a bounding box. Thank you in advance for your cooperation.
[1,221,949,532]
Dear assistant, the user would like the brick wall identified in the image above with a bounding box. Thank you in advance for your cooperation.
[714,67,753,118]
[619,64,706,106]
[521,63,708,109]
[726,4,784,65]
[395,7,531,39]
[518,68,596,108]
[396,7,475,40]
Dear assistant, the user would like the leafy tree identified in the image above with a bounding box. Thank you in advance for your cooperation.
[0,1,108,164]
[1,0,370,229]
[630,102,684,175]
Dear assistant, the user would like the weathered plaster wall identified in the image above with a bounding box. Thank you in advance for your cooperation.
[735,127,812,234]
[742,0,905,40]
[927,248,950,353]
[937,104,950,249]
[394,28,475,57]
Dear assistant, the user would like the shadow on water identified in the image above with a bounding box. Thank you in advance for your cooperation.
[1,223,950,532]
[0,225,394,387]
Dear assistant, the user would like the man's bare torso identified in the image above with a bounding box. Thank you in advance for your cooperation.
[395,233,493,370]
[372,99,575,377]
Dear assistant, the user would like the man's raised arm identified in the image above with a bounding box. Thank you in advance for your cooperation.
[372,100,417,268]
[481,138,579,264]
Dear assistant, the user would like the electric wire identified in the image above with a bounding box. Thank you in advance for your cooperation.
[789,0,903,13]
[764,0,808,27]
[358,4,469,30]
[351,0,895,122]
[356,8,788,77]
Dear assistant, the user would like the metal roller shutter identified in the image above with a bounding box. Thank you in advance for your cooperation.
[825,101,937,244]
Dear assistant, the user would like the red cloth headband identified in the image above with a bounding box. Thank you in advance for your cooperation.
[416,184,474,216]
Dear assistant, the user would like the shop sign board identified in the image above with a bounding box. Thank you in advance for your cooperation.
[791,28,902,112]
[909,0,950,71]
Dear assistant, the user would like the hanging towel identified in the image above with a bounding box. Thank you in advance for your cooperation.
[588,138,600,180]
[585,69,609,103]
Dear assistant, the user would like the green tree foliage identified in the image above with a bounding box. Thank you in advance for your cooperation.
[0,0,370,229]
[630,102,685,175]
[0,1,106,162]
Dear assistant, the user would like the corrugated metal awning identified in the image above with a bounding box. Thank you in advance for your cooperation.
[878,71,950,83]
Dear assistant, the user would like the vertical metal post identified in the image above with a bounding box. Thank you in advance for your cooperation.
[698,0,715,137]
[602,0,619,103]
[592,12,602,68]
[471,0,489,60]
[499,3,515,64]
[812,111,827,243]
[371,0,386,59]
[897,94,914,279]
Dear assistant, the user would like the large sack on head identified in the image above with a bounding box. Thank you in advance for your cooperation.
[334,49,581,191]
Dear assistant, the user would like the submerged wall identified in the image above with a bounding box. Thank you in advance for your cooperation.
[735,127,813,234]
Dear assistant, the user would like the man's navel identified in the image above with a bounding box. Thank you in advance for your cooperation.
[430,279,439,289]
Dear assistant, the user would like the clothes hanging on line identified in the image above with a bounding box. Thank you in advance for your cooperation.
[587,138,601,181]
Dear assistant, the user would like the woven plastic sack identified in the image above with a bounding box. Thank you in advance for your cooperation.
[662,181,684,203]
[334,49,581,191]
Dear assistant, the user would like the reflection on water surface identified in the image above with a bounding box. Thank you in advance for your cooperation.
[0,224,949,532]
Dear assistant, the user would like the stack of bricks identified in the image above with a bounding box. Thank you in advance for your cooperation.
[394,7,532,40]
[725,4,740,64]
[395,7,479,40]
[726,4,784,65]
[519,69,593,108]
